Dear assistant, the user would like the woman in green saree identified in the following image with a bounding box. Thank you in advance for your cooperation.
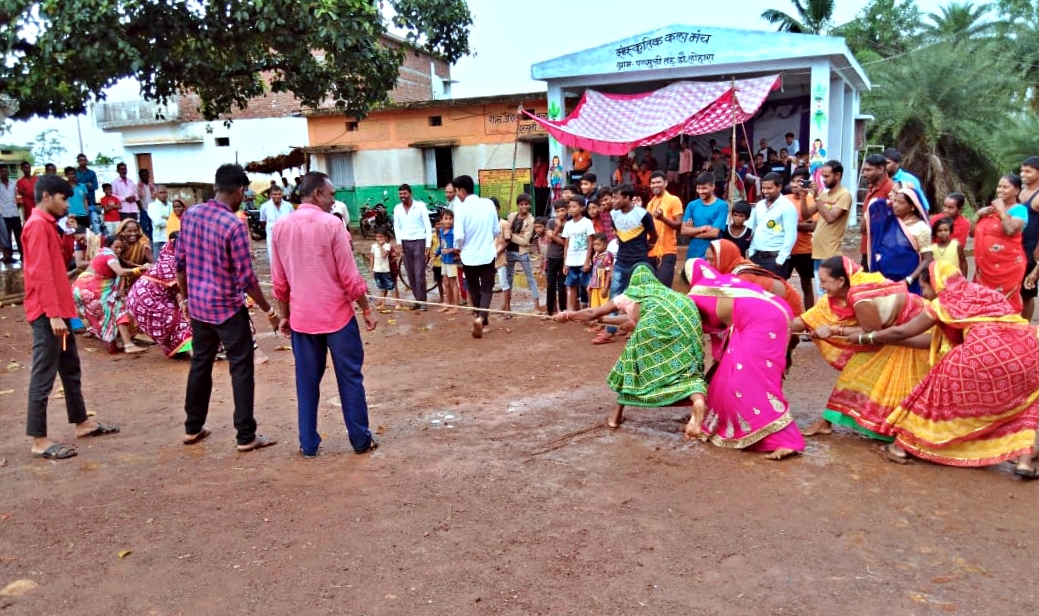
[555,263,708,430]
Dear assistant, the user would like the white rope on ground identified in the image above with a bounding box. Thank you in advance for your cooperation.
[366,295,549,320]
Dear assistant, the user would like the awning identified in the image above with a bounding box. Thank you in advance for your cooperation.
[522,75,781,155]
[408,139,459,149]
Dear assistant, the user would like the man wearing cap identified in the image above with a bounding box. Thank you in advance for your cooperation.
[883,148,930,213]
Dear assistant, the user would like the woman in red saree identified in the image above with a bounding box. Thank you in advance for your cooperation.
[869,261,1039,478]
[789,256,932,439]
[683,259,805,460]
[71,235,150,354]
[126,232,193,358]
[972,174,1028,312]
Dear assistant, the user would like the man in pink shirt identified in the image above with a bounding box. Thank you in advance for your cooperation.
[271,172,379,458]
[111,162,139,219]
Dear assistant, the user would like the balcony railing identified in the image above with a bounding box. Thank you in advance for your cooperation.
[94,98,180,130]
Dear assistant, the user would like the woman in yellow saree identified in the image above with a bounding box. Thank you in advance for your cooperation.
[790,256,933,440]
[867,261,1039,478]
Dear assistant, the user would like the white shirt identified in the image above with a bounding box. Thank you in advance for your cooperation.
[393,200,432,246]
[147,198,173,243]
[331,200,350,227]
[0,179,16,218]
[562,217,595,267]
[747,195,799,264]
[370,242,391,273]
[785,139,801,155]
[259,199,294,231]
[453,194,500,266]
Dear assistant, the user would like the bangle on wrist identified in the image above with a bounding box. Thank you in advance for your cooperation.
[857,332,864,345]
[868,331,876,344]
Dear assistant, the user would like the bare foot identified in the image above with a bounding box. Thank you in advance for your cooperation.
[471,318,483,339]
[802,418,833,437]
[445,309,460,315]
[606,404,624,429]
[254,350,270,365]
[879,442,910,464]
[765,448,799,461]
[437,307,450,313]
[684,398,706,440]
[123,343,148,354]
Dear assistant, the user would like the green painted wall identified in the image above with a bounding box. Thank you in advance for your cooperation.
[335,184,479,226]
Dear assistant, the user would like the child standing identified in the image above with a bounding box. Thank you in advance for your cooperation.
[544,201,568,315]
[722,200,754,256]
[562,196,595,311]
[436,210,461,314]
[430,219,444,303]
[370,230,401,312]
[100,183,121,236]
[931,216,965,274]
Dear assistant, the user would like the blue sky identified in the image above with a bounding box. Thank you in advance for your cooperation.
[4,0,949,159]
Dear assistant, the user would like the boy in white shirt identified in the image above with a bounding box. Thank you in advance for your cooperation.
[562,196,595,311]
[369,231,401,312]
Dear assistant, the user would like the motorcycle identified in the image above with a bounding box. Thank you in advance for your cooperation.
[360,200,390,239]
[241,202,266,241]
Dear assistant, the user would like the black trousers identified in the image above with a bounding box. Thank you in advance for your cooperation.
[184,308,256,445]
[401,239,427,302]
[4,216,23,257]
[545,256,566,315]
[534,187,551,216]
[750,251,792,279]
[651,254,677,288]
[26,316,88,437]
[463,262,496,325]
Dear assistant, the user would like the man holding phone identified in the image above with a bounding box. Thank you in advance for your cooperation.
[804,160,852,291]
[787,168,817,310]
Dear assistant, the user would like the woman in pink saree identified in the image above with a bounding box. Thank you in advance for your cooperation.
[683,259,805,460]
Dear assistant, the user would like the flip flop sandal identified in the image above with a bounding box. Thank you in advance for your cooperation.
[1014,466,1039,480]
[299,447,319,459]
[591,333,615,345]
[80,423,120,438]
[34,444,77,459]
[355,438,379,455]
[183,427,211,445]
[236,434,278,452]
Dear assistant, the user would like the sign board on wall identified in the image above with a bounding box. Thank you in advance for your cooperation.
[484,109,548,136]
[478,168,532,215]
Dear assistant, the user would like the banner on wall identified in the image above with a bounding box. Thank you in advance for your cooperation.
[478,168,532,215]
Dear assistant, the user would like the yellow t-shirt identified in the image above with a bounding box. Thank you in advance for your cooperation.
[811,186,852,259]
[646,191,684,258]
[932,239,960,268]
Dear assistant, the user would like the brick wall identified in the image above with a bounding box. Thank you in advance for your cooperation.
[177,39,450,121]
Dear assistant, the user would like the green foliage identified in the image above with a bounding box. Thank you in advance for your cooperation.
[760,0,836,34]
[0,0,473,121]
[92,151,121,166]
[920,2,995,43]
[832,0,923,59]
[29,128,66,164]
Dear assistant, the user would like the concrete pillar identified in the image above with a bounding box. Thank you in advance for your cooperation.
[843,85,859,224]
[828,76,845,167]
[808,61,830,166]
[546,82,566,175]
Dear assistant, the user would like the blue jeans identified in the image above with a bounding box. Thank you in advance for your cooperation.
[291,318,373,455]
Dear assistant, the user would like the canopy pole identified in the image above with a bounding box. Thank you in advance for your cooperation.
[508,106,524,214]
[729,78,739,211]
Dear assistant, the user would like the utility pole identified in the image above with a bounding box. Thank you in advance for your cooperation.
[76,114,85,155]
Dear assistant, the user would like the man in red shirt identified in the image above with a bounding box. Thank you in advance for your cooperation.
[23,174,120,460]
[16,161,36,211]
[271,172,378,457]
[859,154,895,271]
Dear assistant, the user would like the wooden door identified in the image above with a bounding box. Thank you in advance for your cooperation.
[134,153,153,180]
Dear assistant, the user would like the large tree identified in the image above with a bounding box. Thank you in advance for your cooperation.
[760,0,836,34]
[921,1,994,43]
[863,40,1016,205]
[832,0,923,63]
[0,0,473,121]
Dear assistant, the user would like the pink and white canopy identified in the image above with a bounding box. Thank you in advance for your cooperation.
[523,75,781,156]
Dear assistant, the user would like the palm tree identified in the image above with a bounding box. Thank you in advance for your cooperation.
[864,40,1016,204]
[760,0,836,35]
[921,2,995,43]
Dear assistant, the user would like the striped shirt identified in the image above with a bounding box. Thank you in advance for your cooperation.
[175,199,259,324]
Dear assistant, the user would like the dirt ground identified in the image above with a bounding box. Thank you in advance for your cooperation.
[1,239,1038,615]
